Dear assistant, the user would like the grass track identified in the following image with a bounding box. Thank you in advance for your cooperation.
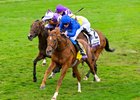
[0,0,140,100]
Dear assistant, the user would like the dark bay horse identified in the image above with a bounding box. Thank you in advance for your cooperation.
[78,29,115,80]
[28,20,48,82]
[40,28,100,100]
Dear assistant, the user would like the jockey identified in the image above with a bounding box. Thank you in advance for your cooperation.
[55,4,72,16]
[42,10,60,30]
[71,15,94,45]
[42,5,73,30]
[59,15,87,59]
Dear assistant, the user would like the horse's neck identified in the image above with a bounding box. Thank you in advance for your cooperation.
[56,36,69,51]
[38,30,48,47]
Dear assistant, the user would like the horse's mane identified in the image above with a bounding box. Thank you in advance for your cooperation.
[50,27,68,40]
[35,20,40,22]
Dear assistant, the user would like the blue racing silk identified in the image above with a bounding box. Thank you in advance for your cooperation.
[59,15,80,37]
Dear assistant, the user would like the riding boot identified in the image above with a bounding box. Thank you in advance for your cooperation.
[75,40,87,59]
[82,28,93,45]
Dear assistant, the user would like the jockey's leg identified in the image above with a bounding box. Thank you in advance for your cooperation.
[70,27,87,59]
[75,40,87,59]
[81,22,95,45]
[70,40,87,59]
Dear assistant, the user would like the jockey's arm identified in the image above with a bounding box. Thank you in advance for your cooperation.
[67,26,77,37]
[59,22,64,32]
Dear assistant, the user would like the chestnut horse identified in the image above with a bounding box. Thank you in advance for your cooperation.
[28,20,114,82]
[28,20,48,82]
[78,29,115,80]
[40,28,100,100]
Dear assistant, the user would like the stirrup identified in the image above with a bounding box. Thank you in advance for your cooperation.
[82,54,87,60]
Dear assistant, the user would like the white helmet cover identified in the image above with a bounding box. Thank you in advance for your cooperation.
[42,10,54,21]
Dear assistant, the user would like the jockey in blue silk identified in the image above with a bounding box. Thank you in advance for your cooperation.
[55,4,72,16]
[59,15,87,59]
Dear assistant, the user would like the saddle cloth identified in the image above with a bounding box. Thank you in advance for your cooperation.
[90,29,100,47]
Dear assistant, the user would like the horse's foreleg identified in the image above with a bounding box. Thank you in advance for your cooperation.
[52,65,69,100]
[86,57,100,82]
[33,60,37,82]
[72,66,81,92]
[94,74,100,82]
[42,58,46,66]
[40,61,56,89]
[84,49,99,81]
[83,70,90,80]
[90,63,100,82]
[33,54,45,82]
[84,63,97,81]
[48,67,61,79]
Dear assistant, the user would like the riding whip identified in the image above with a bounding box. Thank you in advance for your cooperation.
[74,7,84,15]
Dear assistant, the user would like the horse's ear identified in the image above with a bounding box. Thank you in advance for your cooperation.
[41,21,45,25]
[48,30,51,34]
[47,9,52,13]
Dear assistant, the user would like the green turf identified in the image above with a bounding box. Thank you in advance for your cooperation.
[0,0,140,100]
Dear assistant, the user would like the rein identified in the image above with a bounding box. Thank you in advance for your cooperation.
[49,34,70,51]
[57,35,70,51]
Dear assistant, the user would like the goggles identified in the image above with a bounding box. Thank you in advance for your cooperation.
[63,23,69,25]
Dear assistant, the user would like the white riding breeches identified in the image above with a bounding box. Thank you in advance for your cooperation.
[70,16,91,40]
[76,16,91,33]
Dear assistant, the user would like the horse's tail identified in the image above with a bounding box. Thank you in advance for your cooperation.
[105,37,115,52]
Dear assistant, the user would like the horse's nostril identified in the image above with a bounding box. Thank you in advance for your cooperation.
[46,50,50,54]
[28,34,32,37]
[28,35,30,38]
[46,49,52,54]
[28,35,32,41]
[46,50,52,58]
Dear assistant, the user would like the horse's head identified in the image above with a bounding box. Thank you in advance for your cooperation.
[28,20,45,41]
[46,28,61,57]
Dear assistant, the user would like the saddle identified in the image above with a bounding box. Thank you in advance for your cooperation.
[82,28,100,47]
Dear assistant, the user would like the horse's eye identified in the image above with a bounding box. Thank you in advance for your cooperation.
[54,40,57,42]
[34,31,38,33]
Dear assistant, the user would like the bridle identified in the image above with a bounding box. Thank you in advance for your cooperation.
[47,33,70,52]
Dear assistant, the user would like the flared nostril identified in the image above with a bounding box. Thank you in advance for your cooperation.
[28,36,30,39]
[28,35,33,41]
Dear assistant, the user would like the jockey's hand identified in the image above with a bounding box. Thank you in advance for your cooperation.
[61,32,69,38]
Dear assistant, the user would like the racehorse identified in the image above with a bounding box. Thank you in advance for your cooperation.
[78,29,115,80]
[28,20,48,82]
[28,20,114,82]
[42,16,114,79]
[40,28,100,100]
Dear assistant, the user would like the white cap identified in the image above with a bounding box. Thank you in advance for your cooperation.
[42,12,54,21]
[57,14,62,22]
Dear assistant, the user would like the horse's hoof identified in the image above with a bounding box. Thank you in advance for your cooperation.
[83,76,88,80]
[40,84,46,89]
[48,76,53,79]
[95,78,101,82]
[48,73,55,79]
[33,78,37,82]
[51,97,56,100]
[78,90,81,93]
